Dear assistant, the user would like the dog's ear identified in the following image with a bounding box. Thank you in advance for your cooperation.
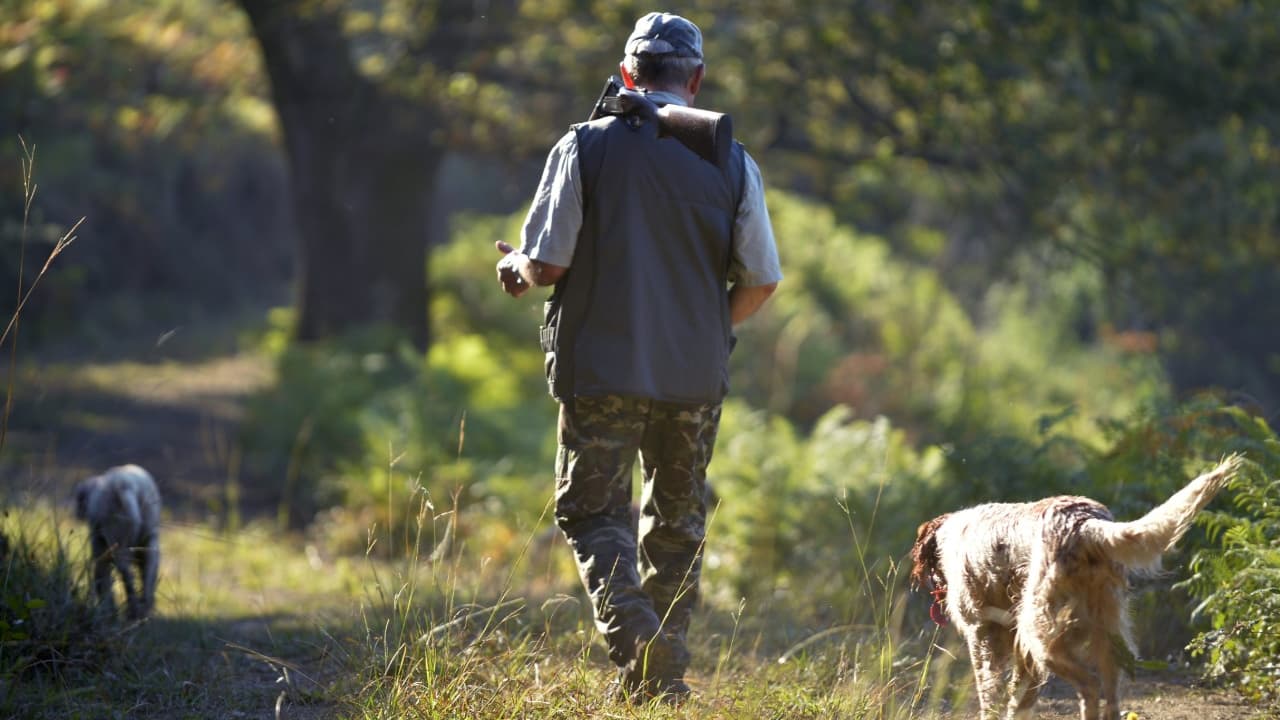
[910,514,949,591]
[73,479,92,521]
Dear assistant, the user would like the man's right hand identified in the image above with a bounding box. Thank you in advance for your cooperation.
[494,241,568,297]
[495,241,530,298]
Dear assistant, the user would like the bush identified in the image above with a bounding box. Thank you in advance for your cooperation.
[730,193,976,430]
[704,401,948,620]
[238,207,567,549]
[1180,407,1280,704]
[733,193,1170,502]
[240,322,420,526]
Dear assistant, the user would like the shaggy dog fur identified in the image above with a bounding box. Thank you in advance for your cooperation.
[74,464,161,620]
[910,455,1242,720]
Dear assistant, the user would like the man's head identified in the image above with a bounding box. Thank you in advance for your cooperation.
[620,12,705,101]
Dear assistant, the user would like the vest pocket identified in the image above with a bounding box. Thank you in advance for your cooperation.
[540,299,564,399]
[539,317,558,353]
[540,324,558,384]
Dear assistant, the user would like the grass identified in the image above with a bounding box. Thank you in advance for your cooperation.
[3,357,1269,719]
[1,501,352,719]
[2,138,82,455]
[0,478,978,720]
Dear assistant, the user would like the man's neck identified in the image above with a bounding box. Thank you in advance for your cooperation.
[640,87,693,106]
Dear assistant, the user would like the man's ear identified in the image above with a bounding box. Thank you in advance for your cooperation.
[687,64,705,97]
[618,61,637,89]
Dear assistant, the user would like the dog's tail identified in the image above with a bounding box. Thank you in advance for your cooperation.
[1085,454,1243,573]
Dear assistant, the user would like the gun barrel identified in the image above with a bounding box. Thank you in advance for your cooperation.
[588,76,624,121]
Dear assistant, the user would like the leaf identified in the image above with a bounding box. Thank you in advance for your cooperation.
[1110,633,1138,680]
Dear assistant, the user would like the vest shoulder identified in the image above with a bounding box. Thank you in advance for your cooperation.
[571,116,623,133]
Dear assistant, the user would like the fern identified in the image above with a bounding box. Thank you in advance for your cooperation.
[1178,411,1280,705]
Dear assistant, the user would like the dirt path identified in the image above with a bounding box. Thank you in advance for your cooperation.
[1,332,346,719]
[1020,671,1268,719]
[4,343,275,518]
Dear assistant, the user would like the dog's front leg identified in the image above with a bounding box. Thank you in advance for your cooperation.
[91,535,116,615]
[135,534,159,617]
[966,630,1008,719]
[113,545,142,620]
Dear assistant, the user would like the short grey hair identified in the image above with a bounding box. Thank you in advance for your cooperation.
[622,53,704,91]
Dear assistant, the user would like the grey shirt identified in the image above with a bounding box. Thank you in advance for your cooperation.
[519,91,783,288]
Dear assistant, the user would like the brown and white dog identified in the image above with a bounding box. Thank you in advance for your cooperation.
[74,464,162,621]
[910,455,1242,720]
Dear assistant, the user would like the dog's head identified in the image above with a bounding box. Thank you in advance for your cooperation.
[72,476,97,521]
[910,514,950,591]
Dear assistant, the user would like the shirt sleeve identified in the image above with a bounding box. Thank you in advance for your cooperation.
[730,151,783,287]
[519,130,582,268]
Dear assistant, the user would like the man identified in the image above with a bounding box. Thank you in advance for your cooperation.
[495,11,781,703]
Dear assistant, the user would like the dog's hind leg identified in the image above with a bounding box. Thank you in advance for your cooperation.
[1005,659,1042,720]
[1044,652,1100,720]
[134,533,159,617]
[1099,658,1120,720]
[1095,632,1122,720]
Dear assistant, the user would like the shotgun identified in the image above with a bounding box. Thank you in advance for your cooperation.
[587,75,734,170]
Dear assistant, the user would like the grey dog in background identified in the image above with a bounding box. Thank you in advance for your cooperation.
[74,464,161,620]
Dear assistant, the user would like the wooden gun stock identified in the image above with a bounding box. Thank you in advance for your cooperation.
[587,76,734,170]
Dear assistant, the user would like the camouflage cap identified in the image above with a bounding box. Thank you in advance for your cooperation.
[625,12,703,59]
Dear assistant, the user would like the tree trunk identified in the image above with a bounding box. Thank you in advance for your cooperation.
[237,0,438,348]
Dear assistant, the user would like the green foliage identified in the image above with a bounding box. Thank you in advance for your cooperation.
[7,0,1278,414]
[241,213,557,545]
[241,323,414,525]
[245,190,1173,597]
[7,2,1279,712]
[706,401,946,614]
[0,0,289,340]
[736,192,1168,502]
[0,513,103,680]
[479,0,1280,415]
[242,329,552,539]
[732,193,975,429]
[1180,410,1280,704]
[701,0,1280,410]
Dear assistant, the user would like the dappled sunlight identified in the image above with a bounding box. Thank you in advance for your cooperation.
[4,0,1279,717]
[17,354,274,414]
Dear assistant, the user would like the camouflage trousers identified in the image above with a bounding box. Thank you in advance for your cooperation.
[555,394,722,674]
